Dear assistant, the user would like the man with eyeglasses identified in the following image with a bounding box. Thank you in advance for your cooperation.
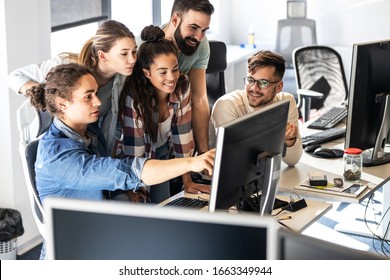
[210,50,302,166]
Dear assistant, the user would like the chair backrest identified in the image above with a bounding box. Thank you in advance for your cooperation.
[37,110,53,138]
[17,99,53,144]
[293,45,348,110]
[206,40,227,109]
[16,99,50,238]
[275,18,317,68]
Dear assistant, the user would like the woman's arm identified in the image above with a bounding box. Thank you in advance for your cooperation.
[8,55,73,95]
[141,149,215,186]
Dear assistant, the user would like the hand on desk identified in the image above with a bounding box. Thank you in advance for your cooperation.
[184,181,211,194]
[126,187,150,203]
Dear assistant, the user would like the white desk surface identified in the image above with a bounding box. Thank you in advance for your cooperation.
[278,124,390,203]
[226,45,258,67]
[159,191,332,234]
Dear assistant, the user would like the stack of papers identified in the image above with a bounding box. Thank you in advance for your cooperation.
[294,178,371,198]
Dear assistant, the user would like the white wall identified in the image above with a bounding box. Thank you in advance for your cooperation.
[228,0,390,48]
[1,0,51,254]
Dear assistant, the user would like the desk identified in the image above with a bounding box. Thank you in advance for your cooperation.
[282,123,390,239]
[159,191,332,233]
[278,125,388,203]
[225,45,258,92]
[226,45,258,67]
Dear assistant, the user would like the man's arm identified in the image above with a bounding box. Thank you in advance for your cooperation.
[188,69,210,154]
[282,95,303,166]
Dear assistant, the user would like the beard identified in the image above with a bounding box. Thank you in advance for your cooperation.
[174,24,200,56]
[247,89,276,108]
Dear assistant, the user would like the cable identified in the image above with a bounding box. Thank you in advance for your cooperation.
[363,193,390,257]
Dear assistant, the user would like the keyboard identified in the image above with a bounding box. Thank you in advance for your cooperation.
[301,127,346,147]
[164,197,209,209]
[308,107,348,130]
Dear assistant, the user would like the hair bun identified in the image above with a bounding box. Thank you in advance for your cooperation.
[141,25,165,43]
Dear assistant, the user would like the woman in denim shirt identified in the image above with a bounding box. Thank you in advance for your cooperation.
[9,20,137,156]
[26,63,215,204]
[26,63,214,260]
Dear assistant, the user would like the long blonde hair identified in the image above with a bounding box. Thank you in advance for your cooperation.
[61,20,135,70]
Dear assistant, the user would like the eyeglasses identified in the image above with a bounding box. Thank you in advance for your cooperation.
[243,77,280,89]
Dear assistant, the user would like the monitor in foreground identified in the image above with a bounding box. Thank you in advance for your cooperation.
[44,197,280,260]
[209,100,289,215]
[346,39,390,166]
[278,228,385,260]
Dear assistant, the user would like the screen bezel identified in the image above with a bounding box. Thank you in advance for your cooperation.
[345,39,390,166]
[209,100,289,214]
[44,197,280,260]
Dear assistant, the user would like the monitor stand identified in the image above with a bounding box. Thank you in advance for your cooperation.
[363,92,390,166]
[237,153,283,216]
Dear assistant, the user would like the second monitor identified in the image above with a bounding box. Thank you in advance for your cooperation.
[209,100,289,215]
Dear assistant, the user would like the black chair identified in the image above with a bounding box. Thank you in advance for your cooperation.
[16,99,50,239]
[36,110,53,138]
[292,45,348,121]
[24,139,45,236]
[206,40,227,109]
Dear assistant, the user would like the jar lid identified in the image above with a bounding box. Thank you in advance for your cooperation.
[344,148,362,154]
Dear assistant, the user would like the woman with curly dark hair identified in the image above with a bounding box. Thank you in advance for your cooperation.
[120,25,211,203]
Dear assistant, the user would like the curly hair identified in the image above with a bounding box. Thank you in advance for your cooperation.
[26,63,93,118]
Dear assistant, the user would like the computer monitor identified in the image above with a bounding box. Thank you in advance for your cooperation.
[278,228,385,260]
[345,39,390,166]
[44,197,280,260]
[209,100,289,215]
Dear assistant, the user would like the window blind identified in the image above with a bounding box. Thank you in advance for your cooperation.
[51,0,111,32]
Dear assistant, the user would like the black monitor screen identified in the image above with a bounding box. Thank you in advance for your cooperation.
[209,100,289,215]
[45,198,280,260]
[345,39,390,166]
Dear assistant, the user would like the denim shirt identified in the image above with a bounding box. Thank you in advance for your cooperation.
[36,117,147,203]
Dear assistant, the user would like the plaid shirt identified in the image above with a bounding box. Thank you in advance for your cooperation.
[122,87,194,159]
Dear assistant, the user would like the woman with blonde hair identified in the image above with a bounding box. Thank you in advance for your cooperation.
[9,20,137,155]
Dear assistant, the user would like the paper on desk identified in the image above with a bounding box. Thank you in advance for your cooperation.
[295,178,370,198]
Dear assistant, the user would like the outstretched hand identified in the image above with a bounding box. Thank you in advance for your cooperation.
[191,149,215,176]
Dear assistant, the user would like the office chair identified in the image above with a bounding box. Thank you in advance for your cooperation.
[206,40,227,109]
[275,0,317,114]
[275,1,317,69]
[275,18,317,69]
[16,99,50,239]
[36,110,53,138]
[293,45,348,121]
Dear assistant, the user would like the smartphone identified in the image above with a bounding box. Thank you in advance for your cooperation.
[343,184,362,194]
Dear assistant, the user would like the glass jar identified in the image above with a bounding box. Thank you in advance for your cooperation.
[343,148,363,181]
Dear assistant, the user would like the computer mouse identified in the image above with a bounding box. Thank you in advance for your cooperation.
[313,147,344,158]
[304,144,321,153]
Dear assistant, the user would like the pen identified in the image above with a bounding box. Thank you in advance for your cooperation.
[279,215,292,221]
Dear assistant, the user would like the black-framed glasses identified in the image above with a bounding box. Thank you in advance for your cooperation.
[243,77,280,89]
